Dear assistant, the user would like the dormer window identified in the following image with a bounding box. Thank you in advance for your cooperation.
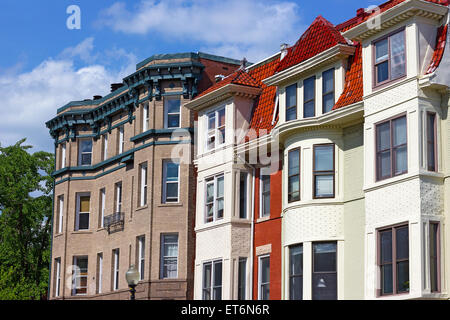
[206,107,225,150]
[374,29,406,87]
[304,76,316,118]
[286,84,297,121]
[322,69,335,114]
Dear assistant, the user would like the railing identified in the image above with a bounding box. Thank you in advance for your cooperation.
[103,212,125,234]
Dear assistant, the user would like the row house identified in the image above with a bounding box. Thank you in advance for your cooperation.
[185,0,450,300]
[46,52,242,299]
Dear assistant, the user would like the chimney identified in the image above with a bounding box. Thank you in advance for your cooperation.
[280,43,289,60]
[356,8,365,16]
[215,74,225,83]
[93,95,103,100]
[111,83,123,92]
[239,57,248,70]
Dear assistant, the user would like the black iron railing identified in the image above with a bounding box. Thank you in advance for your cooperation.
[103,212,124,234]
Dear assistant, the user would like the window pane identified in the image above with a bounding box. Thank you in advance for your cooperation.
[206,182,214,203]
[290,276,303,300]
[394,145,407,175]
[312,273,337,300]
[427,114,436,171]
[378,151,391,179]
[315,175,334,197]
[288,149,300,175]
[397,261,409,293]
[217,176,224,197]
[166,163,179,181]
[375,38,389,63]
[290,245,303,276]
[323,69,334,93]
[218,127,225,145]
[314,145,333,171]
[166,183,178,199]
[286,84,297,108]
[216,199,224,218]
[81,140,92,153]
[81,154,92,165]
[304,101,315,118]
[286,107,297,121]
[377,61,389,83]
[260,257,270,283]
[239,173,247,219]
[208,113,215,130]
[390,31,406,79]
[80,196,90,212]
[203,263,211,292]
[380,230,392,263]
[381,264,393,295]
[393,117,406,146]
[323,93,334,114]
[167,114,180,128]
[304,77,315,101]
[167,99,180,114]
[288,176,300,201]
[218,108,225,127]
[313,243,336,272]
[396,227,409,260]
[213,262,222,287]
[377,122,391,151]
[430,223,439,292]
[79,212,89,230]
[238,259,246,299]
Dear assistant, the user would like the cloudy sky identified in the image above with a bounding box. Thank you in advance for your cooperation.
[0,0,376,153]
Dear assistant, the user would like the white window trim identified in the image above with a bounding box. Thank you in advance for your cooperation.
[61,143,66,169]
[113,249,120,291]
[98,253,103,294]
[118,126,124,154]
[202,259,223,300]
[100,188,106,228]
[115,182,122,213]
[58,195,64,234]
[162,160,180,203]
[205,106,226,151]
[164,97,181,129]
[138,236,145,280]
[205,174,224,223]
[259,168,271,218]
[103,134,108,160]
[258,254,270,300]
[55,258,61,297]
[78,139,92,166]
[140,164,148,207]
[75,193,90,231]
[143,104,149,132]
[72,256,88,296]
[160,234,179,279]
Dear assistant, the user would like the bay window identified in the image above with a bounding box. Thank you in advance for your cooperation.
[313,144,335,198]
[205,174,224,223]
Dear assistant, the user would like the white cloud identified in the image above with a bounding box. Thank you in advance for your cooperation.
[98,0,305,61]
[0,38,137,153]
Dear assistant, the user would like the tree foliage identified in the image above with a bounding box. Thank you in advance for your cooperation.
[0,139,54,300]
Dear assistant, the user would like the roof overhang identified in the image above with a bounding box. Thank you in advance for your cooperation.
[342,0,448,42]
[184,84,262,111]
[263,44,356,87]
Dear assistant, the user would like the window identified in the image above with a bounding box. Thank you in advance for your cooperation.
[313,144,335,198]
[374,29,406,86]
[72,256,88,295]
[160,234,178,279]
[322,69,334,114]
[78,139,92,166]
[430,222,440,293]
[312,242,337,300]
[202,260,222,300]
[376,115,407,181]
[138,236,145,281]
[427,112,437,172]
[96,253,103,294]
[239,172,248,219]
[285,84,297,121]
[55,258,61,297]
[165,98,181,128]
[162,161,179,203]
[57,195,64,234]
[115,182,122,213]
[112,249,120,291]
[143,104,149,132]
[289,245,303,300]
[238,258,247,300]
[206,107,226,150]
[205,174,224,223]
[304,76,316,118]
[118,126,124,154]
[99,188,105,228]
[139,163,148,207]
[102,134,108,161]
[378,225,409,296]
[61,143,66,169]
[260,168,271,218]
[258,255,270,300]
[75,194,90,231]
[288,148,300,203]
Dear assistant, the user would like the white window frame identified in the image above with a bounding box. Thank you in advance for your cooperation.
[97,253,103,294]
[140,163,148,207]
[138,236,145,281]
[72,256,88,296]
[164,97,181,129]
[58,195,64,234]
[75,193,90,231]
[78,139,92,166]
[143,104,149,132]
[113,249,120,291]
[160,234,179,279]
[103,133,108,161]
[259,167,271,218]
[55,258,61,297]
[61,143,66,169]
[115,182,122,213]
[100,188,106,228]
[162,160,180,203]
[206,106,226,151]
[202,259,223,300]
[118,126,124,154]
[258,254,270,300]
[205,174,224,223]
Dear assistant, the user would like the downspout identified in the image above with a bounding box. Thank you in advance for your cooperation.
[249,167,256,300]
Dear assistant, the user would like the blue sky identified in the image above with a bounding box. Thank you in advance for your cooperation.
[0,0,378,153]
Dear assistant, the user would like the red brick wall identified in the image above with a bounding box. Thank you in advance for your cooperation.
[253,156,283,300]
[198,58,240,94]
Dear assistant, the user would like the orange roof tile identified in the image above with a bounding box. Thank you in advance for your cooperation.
[426,24,448,74]
[276,16,349,73]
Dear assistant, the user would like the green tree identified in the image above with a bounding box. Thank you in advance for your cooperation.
[0,139,54,300]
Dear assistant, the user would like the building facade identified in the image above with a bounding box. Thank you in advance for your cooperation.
[186,0,450,300]
[46,52,242,300]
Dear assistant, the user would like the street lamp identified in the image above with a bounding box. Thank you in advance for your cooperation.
[125,264,140,300]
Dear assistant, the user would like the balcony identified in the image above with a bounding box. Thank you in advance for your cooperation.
[103,212,124,234]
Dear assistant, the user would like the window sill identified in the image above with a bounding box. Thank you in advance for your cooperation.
[54,233,64,238]
[158,202,183,208]
[96,227,106,232]
[136,205,149,212]
[71,230,93,235]
[256,216,270,223]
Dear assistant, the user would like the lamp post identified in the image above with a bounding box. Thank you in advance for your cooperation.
[125,264,140,300]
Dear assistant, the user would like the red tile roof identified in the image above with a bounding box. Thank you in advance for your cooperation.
[337,0,449,33]
[195,68,260,99]
[426,24,448,74]
[276,16,349,73]
[247,57,281,139]
[333,43,363,110]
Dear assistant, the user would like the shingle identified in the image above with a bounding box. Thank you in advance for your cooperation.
[426,24,448,74]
